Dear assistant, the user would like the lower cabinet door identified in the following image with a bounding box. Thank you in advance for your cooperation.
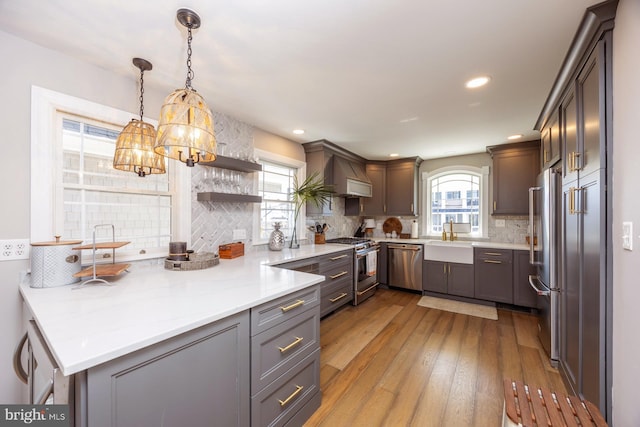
[87,311,250,427]
[447,263,474,298]
[423,260,447,293]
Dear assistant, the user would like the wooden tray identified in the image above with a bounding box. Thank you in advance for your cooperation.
[72,241,130,250]
[382,217,402,234]
[74,263,130,278]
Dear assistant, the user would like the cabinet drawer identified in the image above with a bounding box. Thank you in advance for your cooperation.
[320,264,352,284]
[251,349,320,427]
[251,285,320,336]
[320,280,353,317]
[474,248,513,263]
[251,307,320,393]
[318,251,352,273]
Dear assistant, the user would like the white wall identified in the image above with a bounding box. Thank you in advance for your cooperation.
[0,30,164,403]
[611,0,640,424]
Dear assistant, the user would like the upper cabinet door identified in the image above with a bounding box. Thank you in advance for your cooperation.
[362,163,386,216]
[385,158,420,216]
[578,41,605,178]
[541,109,561,169]
[488,141,541,215]
[562,87,578,183]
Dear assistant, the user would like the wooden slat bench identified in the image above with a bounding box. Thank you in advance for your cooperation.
[502,379,607,426]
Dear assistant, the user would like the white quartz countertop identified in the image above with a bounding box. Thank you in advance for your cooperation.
[20,244,351,376]
[374,237,530,251]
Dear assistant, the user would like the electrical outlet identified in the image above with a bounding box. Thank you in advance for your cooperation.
[232,229,247,240]
[495,219,506,228]
[0,239,31,261]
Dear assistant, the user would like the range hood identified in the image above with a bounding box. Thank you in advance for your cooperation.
[332,156,372,198]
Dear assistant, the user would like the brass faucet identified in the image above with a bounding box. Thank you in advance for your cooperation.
[448,219,457,241]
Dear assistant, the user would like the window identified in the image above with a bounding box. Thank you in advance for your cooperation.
[31,86,190,261]
[253,149,306,245]
[423,166,489,237]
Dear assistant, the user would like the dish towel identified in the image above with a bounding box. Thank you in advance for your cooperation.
[366,251,377,276]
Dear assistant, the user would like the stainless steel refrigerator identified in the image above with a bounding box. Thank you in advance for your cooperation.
[528,167,561,364]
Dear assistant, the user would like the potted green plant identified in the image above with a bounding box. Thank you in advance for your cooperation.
[289,172,334,248]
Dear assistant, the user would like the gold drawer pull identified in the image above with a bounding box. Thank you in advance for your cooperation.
[330,254,348,260]
[329,292,348,303]
[278,336,303,353]
[280,299,304,312]
[330,271,348,280]
[484,252,502,256]
[484,259,502,264]
[278,385,304,407]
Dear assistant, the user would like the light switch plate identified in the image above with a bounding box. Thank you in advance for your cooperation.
[622,221,633,251]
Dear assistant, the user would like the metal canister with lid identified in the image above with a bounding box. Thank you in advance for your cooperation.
[30,236,83,288]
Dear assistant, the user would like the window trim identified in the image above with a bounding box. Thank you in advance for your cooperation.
[30,86,191,259]
[253,148,306,246]
[421,165,489,238]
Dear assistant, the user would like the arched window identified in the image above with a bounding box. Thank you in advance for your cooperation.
[422,166,489,238]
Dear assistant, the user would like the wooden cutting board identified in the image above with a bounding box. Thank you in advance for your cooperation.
[382,217,402,234]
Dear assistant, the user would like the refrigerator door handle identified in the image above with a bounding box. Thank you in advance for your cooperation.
[528,275,551,296]
[528,186,541,264]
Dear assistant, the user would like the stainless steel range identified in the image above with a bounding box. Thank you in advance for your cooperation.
[325,237,380,305]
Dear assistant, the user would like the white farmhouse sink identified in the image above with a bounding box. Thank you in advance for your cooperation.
[424,240,474,264]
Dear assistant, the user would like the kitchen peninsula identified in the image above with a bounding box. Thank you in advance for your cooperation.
[20,243,350,427]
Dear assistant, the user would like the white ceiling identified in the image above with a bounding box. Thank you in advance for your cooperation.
[0,0,598,160]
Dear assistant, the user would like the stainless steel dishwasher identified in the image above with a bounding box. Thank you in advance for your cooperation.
[388,243,423,291]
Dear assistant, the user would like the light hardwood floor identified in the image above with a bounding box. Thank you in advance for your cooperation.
[304,288,567,427]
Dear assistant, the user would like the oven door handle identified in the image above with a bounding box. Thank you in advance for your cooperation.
[357,248,380,259]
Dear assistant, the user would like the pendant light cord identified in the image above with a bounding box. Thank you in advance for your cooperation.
[139,68,145,120]
[185,26,194,90]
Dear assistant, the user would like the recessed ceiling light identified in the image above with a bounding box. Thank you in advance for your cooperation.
[292,129,305,135]
[389,153,399,157]
[465,76,491,89]
[507,134,523,140]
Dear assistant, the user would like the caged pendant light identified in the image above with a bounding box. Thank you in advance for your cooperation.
[154,8,216,167]
[113,58,166,177]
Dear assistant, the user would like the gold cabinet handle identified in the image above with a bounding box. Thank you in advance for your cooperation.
[484,259,502,264]
[569,187,576,215]
[330,254,348,261]
[280,299,304,312]
[278,385,304,407]
[443,264,447,274]
[329,292,348,303]
[544,149,549,162]
[448,264,451,274]
[410,203,414,212]
[484,252,502,256]
[278,336,303,353]
[330,271,348,280]
[493,201,497,211]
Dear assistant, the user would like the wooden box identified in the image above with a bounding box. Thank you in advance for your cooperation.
[219,242,244,259]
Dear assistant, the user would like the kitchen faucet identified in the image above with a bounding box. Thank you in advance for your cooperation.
[449,219,457,241]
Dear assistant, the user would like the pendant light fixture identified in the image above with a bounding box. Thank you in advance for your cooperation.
[154,8,216,167]
[113,58,166,177]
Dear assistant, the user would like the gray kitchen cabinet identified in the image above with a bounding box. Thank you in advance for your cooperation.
[535,1,615,417]
[487,140,540,215]
[423,260,474,298]
[87,311,251,427]
[473,248,513,303]
[540,109,561,169]
[275,250,353,318]
[317,250,354,317]
[250,285,321,427]
[377,242,388,285]
[513,250,538,308]
[362,162,386,215]
[385,157,421,216]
